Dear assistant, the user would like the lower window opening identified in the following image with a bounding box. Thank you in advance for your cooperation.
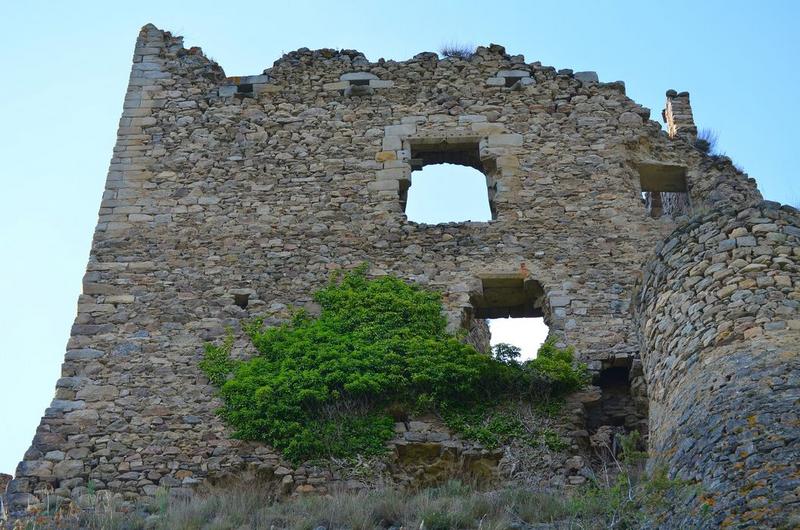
[489,317,548,361]
[466,274,548,361]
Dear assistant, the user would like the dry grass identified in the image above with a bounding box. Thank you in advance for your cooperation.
[150,481,606,530]
[439,43,475,60]
[694,128,719,154]
[7,458,704,530]
[6,480,617,530]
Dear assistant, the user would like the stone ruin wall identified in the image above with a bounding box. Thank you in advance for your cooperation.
[5,24,785,524]
[637,201,800,527]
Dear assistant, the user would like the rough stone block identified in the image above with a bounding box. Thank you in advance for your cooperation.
[384,124,416,137]
[382,136,402,150]
[487,134,523,147]
[323,81,349,91]
[65,349,105,361]
[340,72,379,81]
[369,80,394,88]
[367,180,399,192]
[497,69,530,78]
[574,71,599,83]
[218,85,237,97]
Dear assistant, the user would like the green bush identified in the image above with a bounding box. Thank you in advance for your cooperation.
[441,406,530,449]
[202,267,589,463]
[492,340,590,400]
[525,339,590,397]
[201,266,520,463]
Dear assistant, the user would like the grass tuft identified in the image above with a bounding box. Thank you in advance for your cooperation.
[694,128,719,154]
[440,43,475,59]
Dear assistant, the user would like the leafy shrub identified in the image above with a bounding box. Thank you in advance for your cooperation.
[201,265,520,462]
[441,406,530,449]
[198,334,235,386]
[540,428,569,452]
[618,430,647,464]
[525,339,590,397]
[492,339,590,400]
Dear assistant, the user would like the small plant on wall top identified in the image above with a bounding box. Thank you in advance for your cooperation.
[201,264,588,463]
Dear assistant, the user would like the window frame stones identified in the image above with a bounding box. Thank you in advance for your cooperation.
[485,69,535,90]
[372,118,525,221]
[217,74,277,98]
[324,72,394,96]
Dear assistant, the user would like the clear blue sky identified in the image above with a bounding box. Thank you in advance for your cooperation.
[0,0,797,475]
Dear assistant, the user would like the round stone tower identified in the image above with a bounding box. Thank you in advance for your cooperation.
[637,201,800,527]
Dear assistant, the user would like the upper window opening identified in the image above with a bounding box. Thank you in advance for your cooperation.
[404,164,492,224]
[636,162,690,218]
[404,140,495,223]
[408,140,484,171]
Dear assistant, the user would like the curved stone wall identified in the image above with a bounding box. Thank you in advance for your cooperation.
[637,201,800,527]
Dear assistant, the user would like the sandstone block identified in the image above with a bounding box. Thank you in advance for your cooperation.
[487,134,523,147]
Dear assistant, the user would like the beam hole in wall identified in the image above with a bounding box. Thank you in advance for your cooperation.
[233,293,250,309]
[404,141,495,223]
[467,274,548,361]
[636,162,690,218]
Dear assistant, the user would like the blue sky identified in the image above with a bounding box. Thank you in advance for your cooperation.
[0,0,797,475]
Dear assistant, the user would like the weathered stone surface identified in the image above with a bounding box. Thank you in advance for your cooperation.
[0,473,12,493]
[75,385,118,401]
[340,71,378,81]
[637,202,800,528]
[7,24,780,529]
[574,71,598,83]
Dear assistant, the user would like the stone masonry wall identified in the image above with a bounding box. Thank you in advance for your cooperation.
[637,201,800,527]
[5,23,764,513]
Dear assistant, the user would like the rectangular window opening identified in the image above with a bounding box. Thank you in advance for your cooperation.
[467,275,549,361]
[404,139,497,223]
[636,162,690,218]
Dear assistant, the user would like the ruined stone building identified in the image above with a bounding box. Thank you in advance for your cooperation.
[4,24,798,528]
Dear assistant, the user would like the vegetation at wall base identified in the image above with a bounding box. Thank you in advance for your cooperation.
[200,265,589,463]
[6,467,706,530]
